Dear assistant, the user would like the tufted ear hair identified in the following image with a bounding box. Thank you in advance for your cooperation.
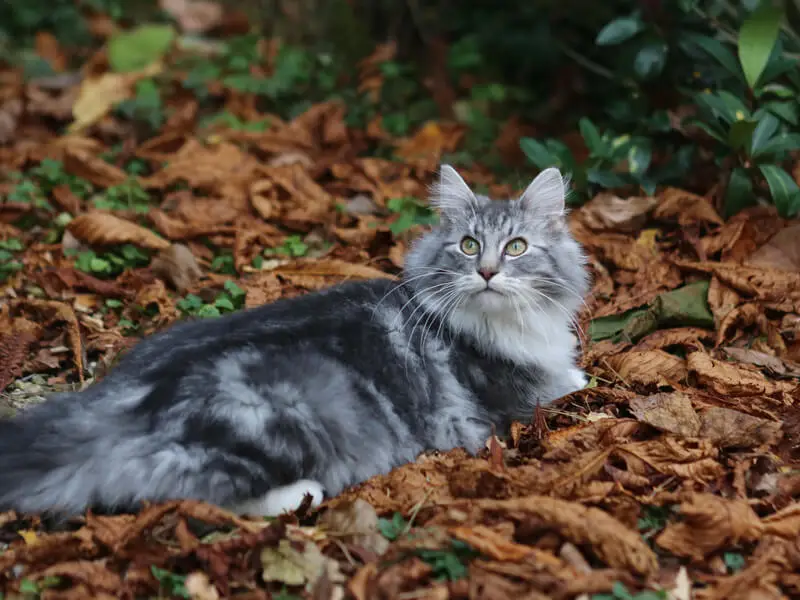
[429,164,479,224]
[518,167,566,216]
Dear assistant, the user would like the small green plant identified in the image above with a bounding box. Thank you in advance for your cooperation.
[210,251,237,275]
[637,504,674,540]
[264,235,310,258]
[414,539,480,582]
[150,566,190,599]
[177,281,246,318]
[92,178,152,213]
[115,78,165,132]
[199,110,271,133]
[7,159,93,211]
[724,550,746,573]
[592,582,667,600]
[386,197,438,234]
[377,512,409,541]
[0,238,24,281]
[71,245,151,278]
[18,575,62,597]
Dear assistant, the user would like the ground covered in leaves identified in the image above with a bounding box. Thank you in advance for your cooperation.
[2,10,800,600]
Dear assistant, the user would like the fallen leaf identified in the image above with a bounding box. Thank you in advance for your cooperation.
[688,352,793,396]
[655,187,724,226]
[68,212,170,250]
[629,392,702,437]
[605,350,688,387]
[723,346,800,377]
[160,0,222,33]
[317,498,390,557]
[656,493,763,560]
[698,407,782,449]
[745,222,800,272]
[185,571,221,600]
[150,243,203,292]
[579,192,658,232]
[261,538,328,589]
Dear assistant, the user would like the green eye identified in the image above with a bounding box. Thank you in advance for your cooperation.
[460,236,480,255]
[504,238,528,256]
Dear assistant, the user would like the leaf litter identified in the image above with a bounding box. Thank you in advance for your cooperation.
[1,9,800,600]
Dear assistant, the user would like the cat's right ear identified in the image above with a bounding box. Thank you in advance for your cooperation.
[430,164,476,224]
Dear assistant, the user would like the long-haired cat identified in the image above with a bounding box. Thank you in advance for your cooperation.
[0,164,589,516]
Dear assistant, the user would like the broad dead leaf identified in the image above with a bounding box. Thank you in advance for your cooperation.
[698,407,782,449]
[317,498,390,557]
[629,392,702,437]
[745,222,800,272]
[68,212,170,250]
[150,243,203,292]
[580,192,657,232]
[605,350,688,387]
[656,493,763,560]
[654,187,723,226]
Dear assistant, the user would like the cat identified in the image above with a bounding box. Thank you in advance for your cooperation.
[0,164,589,517]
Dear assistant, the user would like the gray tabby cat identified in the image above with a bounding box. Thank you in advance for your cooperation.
[0,164,589,517]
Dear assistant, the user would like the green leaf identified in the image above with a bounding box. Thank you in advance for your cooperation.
[724,167,756,217]
[377,513,408,541]
[150,566,190,598]
[627,140,653,175]
[520,138,558,169]
[753,131,800,158]
[579,118,603,155]
[589,308,657,343]
[760,164,800,216]
[738,4,783,89]
[596,15,644,46]
[108,24,176,73]
[633,41,668,80]
[728,119,758,151]
[724,551,746,573]
[652,281,714,328]
[749,112,780,156]
[587,168,628,189]
[764,100,798,125]
[680,33,743,80]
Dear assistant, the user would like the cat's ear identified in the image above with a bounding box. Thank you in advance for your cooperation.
[430,164,476,222]
[519,167,566,216]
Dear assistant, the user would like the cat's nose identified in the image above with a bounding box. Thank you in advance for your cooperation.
[478,268,497,281]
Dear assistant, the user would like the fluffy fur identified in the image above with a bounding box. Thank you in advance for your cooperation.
[0,165,589,516]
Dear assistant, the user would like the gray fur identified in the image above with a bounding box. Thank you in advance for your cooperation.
[0,165,589,515]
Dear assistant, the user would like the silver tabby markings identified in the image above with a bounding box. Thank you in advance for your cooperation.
[0,164,590,516]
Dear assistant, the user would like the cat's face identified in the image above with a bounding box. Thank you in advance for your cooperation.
[404,165,589,326]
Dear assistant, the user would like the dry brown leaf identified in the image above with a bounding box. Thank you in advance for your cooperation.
[654,187,723,226]
[615,437,723,482]
[698,407,782,449]
[655,493,763,560]
[160,0,222,33]
[723,346,800,377]
[449,525,533,561]
[604,350,688,388]
[63,145,128,188]
[579,193,658,232]
[317,498,390,556]
[466,496,658,576]
[0,97,23,144]
[629,392,702,437]
[745,222,800,272]
[185,571,221,600]
[688,352,792,396]
[68,212,170,250]
[394,121,464,168]
[150,243,203,292]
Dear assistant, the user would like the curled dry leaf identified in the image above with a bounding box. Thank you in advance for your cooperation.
[654,187,723,226]
[629,392,702,438]
[579,192,658,233]
[745,222,800,272]
[261,538,329,589]
[604,350,688,388]
[63,146,128,188]
[317,498,390,557]
[150,243,203,292]
[723,346,800,378]
[698,407,782,449]
[655,493,763,561]
[68,212,170,251]
[467,495,658,576]
[688,352,794,396]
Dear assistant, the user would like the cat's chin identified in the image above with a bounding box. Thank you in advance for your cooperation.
[466,288,513,314]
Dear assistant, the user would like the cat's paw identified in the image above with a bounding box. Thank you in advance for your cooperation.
[567,368,588,390]
[231,479,325,516]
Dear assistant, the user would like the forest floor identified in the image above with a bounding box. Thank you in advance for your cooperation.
[1,12,800,600]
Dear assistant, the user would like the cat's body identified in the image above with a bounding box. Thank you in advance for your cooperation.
[0,165,589,516]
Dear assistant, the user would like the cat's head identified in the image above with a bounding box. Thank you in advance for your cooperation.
[403,164,589,329]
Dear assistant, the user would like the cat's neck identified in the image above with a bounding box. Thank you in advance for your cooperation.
[447,302,579,371]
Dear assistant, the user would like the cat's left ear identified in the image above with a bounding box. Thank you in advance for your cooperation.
[519,167,566,216]
[431,164,477,222]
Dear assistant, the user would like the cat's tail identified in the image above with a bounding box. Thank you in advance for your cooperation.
[0,395,105,515]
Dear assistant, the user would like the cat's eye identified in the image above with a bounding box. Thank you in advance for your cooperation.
[460,236,480,255]
[504,238,528,256]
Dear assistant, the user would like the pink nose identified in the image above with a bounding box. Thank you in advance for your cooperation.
[478,269,497,281]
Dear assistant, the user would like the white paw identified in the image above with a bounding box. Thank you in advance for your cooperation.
[567,368,588,390]
[231,479,325,516]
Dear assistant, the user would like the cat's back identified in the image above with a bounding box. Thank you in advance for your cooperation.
[116,277,407,373]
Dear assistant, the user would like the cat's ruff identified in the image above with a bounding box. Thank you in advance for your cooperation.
[0,164,590,517]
